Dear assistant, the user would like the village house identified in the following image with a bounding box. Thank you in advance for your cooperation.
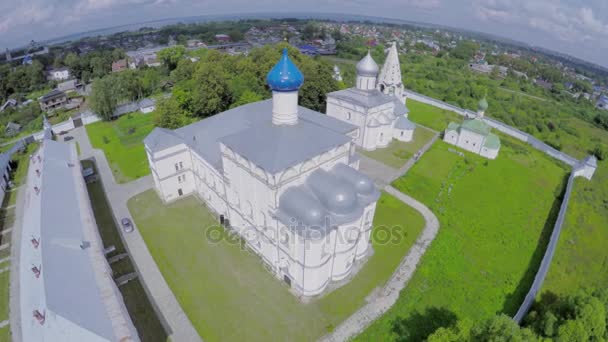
[39,89,68,112]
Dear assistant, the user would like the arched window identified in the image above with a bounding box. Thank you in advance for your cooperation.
[346,112,351,120]
[379,133,384,142]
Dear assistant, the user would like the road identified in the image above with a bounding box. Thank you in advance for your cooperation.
[71,127,202,342]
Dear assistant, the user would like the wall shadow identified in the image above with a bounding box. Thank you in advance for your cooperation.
[499,173,569,316]
[391,307,458,342]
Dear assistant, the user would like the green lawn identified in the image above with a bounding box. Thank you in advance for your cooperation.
[0,326,9,342]
[543,161,608,295]
[360,126,437,169]
[407,99,464,132]
[81,160,167,342]
[86,113,156,183]
[357,138,568,341]
[128,189,425,341]
[0,272,9,322]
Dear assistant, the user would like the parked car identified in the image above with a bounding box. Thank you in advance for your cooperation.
[121,218,134,233]
[64,136,74,141]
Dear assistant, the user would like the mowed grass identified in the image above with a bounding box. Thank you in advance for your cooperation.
[86,112,156,183]
[128,189,425,341]
[0,271,9,322]
[407,99,464,132]
[357,138,568,341]
[359,126,437,169]
[0,326,9,342]
[543,161,608,295]
[82,160,167,342]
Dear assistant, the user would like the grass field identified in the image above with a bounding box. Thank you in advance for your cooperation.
[82,160,167,341]
[407,99,464,132]
[86,113,156,183]
[128,189,425,341]
[0,326,9,342]
[543,161,608,295]
[359,126,437,169]
[357,138,568,341]
[0,271,8,323]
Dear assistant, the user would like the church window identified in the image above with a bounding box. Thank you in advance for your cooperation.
[346,112,351,120]
[379,133,384,142]
[400,131,404,137]
[179,161,183,169]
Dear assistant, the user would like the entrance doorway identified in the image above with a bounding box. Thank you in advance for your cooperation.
[178,188,183,196]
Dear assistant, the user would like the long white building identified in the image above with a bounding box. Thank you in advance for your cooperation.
[326,43,416,151]
[144,49,381,297]
[18,121,139,341]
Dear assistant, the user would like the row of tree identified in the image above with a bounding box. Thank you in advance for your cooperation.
[391,289,608,341]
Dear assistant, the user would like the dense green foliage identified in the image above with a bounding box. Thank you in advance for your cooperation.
[128,190,425,341]
[154,44,339,128]
[421,289,608,342]
[357,140,567,341]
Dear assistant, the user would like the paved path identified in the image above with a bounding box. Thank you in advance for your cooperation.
[320,185,439,342]
[71,127,202,342]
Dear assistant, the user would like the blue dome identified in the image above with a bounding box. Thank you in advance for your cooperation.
[266,48,304,92]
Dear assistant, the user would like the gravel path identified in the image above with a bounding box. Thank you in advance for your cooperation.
[319,185,439,342]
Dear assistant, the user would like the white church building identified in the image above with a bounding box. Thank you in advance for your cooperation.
[443,98,501,159]
[144,49,381,297]
[326,43,416,151]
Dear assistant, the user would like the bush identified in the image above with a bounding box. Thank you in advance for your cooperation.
[592,145,606,160]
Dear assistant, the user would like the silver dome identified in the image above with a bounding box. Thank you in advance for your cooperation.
[278,187,328,227]
[307,169,358,215]
[332,163,375,196]
[356,51,379,77]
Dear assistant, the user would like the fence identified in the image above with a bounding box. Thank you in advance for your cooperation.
[404,89,580,167]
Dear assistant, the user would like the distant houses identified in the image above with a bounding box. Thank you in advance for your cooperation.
[5,122,21,137]
[39,90,68,112]
[111,59,128,73]
[46,67,71,81]
[596,95,608,110]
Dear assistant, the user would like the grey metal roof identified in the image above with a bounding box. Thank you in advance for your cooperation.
[276,163,380,239]
[139,98,156,108]
[40,89,66,102]
[144,127,185,153]
[220,119,351,173]
[168,99,356,172]
[393,100,409,115]
[40,140,116,340]
[112,102,139,117]
[328,88,396,109]
[394,115,416,130]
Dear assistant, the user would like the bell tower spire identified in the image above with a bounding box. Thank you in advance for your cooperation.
[377,42,405,102]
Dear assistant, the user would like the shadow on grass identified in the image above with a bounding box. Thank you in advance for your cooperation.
[500,173,570,316]
[391,307,458,342]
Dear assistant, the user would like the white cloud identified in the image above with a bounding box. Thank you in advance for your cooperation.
[473,0,608,42]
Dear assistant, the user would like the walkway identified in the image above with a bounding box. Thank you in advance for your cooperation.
[70,127,202,342]
[9,178,26,342]
[320,185,439,342]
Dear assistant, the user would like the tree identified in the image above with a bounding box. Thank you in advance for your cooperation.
[452,40,479,60]
[155,97,189,129]
[230,90,263,108]
[90,77,118,120]
[158,45,186,71]
[190,62,231,117]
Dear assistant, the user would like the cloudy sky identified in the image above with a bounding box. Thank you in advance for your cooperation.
[0,0,607,67]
